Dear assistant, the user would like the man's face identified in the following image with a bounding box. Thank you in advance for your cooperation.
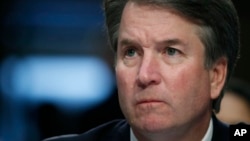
[116,2,224,133]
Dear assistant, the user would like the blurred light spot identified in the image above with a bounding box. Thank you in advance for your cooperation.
[0,56,115,111]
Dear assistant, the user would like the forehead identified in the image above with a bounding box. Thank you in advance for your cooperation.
[119,1,203,47]
[121,1,198,24]
[121,2,175,24]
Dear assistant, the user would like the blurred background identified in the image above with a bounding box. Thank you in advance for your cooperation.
[0,0,249,141]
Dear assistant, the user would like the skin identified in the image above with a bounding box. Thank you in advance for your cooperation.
[115,2,227,141]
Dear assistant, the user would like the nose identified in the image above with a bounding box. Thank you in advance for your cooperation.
[137,54,161,88]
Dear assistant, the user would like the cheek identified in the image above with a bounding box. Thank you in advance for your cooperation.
[167,65,211,106]
[116,67,134,93]
[115,66,136,102]
[116,67,137,118]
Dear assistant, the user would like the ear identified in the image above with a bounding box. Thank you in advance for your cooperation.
[209,57,227,100]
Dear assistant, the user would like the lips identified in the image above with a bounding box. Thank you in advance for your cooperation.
[136,99,164,105]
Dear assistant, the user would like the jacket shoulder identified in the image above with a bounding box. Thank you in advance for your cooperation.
[43,119,130,141]
[212,115,229,141]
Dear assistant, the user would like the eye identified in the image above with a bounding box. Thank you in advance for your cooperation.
[125,48,137,57]
[165,47,178,56]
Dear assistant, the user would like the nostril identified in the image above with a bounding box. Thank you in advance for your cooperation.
[137,81,147,89]
[137,76,148,89]
[136,73,161,89]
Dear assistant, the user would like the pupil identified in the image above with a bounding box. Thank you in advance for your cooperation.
[168,48,175,55]
[128,49,135,56]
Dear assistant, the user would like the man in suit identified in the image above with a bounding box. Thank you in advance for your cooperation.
[45,0,240,140]
[45,115,229,141]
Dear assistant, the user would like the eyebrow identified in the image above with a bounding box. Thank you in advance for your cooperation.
[161,38,187,47]
[118,39,139,48]
[118,38,187,48]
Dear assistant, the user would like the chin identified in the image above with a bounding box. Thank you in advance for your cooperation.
[135,115,173,133]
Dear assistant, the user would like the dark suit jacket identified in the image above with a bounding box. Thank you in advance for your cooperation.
[44,116,229,141]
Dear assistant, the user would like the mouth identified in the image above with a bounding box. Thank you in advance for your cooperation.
[136,99,164,105]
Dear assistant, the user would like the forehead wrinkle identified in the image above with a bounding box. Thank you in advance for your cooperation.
[120,1,202,51]
[119,38,140,48]
[119,25,152,49]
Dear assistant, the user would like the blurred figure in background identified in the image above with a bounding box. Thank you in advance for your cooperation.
[216,77,250,124]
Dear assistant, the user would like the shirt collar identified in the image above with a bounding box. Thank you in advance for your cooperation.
[130,118,213,141]
[130,128,137,141]
[202,118,213,141]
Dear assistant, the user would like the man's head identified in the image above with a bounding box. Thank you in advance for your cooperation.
[104,0,240,112]
[103,0,239,140]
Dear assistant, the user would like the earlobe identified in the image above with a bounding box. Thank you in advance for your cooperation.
[209,57,228,99]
